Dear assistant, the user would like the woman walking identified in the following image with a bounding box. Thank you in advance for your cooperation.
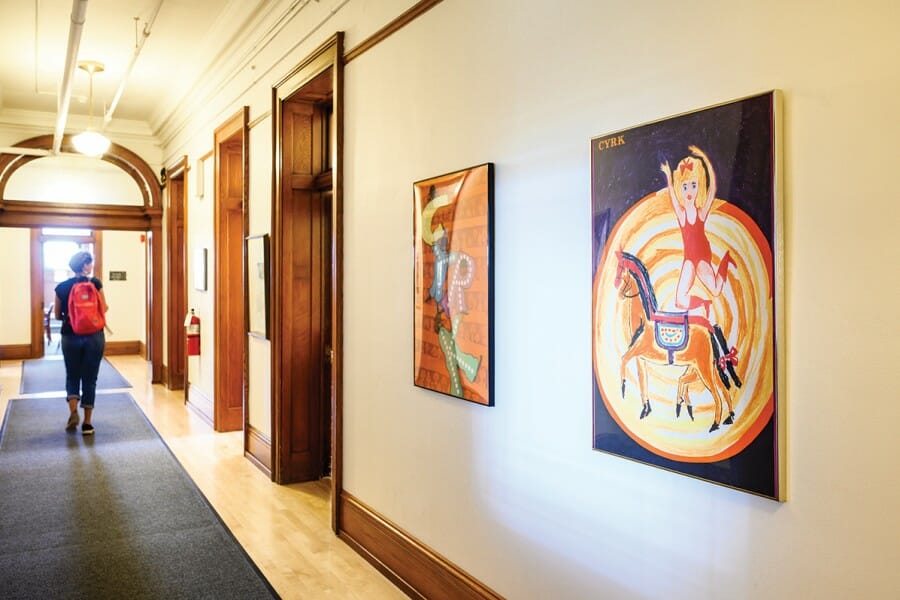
[54,251,108,435]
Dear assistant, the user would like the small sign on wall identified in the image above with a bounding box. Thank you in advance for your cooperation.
[109,271,127,281]
[194,247,207,291]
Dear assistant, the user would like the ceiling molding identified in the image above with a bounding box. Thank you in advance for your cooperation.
[154,0,343,148]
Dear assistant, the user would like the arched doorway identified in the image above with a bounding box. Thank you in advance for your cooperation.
[0,135,163,381]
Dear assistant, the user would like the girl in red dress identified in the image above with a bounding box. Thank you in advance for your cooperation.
[660,146,735,315]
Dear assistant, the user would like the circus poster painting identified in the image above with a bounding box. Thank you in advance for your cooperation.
[591,92,784,499]
[414,163,494,406]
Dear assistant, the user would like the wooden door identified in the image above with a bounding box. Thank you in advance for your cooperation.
[214,109,248,432]
[165,160,187,390]
[277,99,331,481]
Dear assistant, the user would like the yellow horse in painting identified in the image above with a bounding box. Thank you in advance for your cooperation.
[614,251,735,432]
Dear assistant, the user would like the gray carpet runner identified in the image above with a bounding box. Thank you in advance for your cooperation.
[19,357,132,395]
[0,393,278,599]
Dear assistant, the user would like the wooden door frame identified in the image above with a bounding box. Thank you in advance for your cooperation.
[0,138,162,375]
[165,156,189,390]
[272,32,343,531]
[213,107,249,432]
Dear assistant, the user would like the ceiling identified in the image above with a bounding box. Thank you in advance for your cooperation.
[0,0,266,134]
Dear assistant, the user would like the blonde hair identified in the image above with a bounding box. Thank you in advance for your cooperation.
[672,156,708,208]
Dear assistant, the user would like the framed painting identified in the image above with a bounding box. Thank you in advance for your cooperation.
[193,247,207,291]
[591,91,784,499]
[246,234,270,340]
[413,163,494,406]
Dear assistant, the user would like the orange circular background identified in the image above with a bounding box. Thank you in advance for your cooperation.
[593,190,774,462]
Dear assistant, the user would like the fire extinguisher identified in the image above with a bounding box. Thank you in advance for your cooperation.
[185,309,200,356]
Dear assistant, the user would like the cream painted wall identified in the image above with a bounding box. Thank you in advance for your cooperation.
[0,228,32,345]
[101,231,147,344]
[247,119,273,435]
[185,158,216,397]
[6,156,143,205]
[156,0,899,598]
[337,1,900,599]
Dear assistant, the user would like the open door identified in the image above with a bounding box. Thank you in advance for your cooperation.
[165,157,188,390]
[214,109,249,432]
[272,33,342,512]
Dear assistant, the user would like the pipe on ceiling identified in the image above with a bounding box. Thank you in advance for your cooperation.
[103,0,164,127]
[52,0,90,155]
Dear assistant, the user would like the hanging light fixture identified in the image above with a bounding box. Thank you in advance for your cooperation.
[71,61,111,157]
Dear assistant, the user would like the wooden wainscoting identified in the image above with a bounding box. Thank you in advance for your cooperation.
[105,340,142,355]
[245,424,273,476]
[186,385,214,427]
[0,345,32,360]
[339,493,502,600]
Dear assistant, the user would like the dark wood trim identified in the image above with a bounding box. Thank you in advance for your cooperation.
[339,493,502,600]
[30,229,43,358]
[272,32,343,532]
[160,362,168,385]
[344,0,443,64]
[332,33,345,535]
[0,344,32,360]
[245,425,273,476]
[104,340,142,355]
[149,222,163,382]
[214,106,249,432]
[0,199,162,230]
[165,156,189,391]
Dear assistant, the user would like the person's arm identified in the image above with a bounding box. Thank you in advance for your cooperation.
[660,161,685,223]
[54,294,63,320]
[98,287,109,313]
[690,146,717,220]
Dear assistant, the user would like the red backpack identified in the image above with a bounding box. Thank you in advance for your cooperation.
[68,278,105,335]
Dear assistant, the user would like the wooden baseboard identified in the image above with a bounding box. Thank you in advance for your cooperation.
[0,344,32,360]
[339,492,502,600]
[245,424,272,476]
[186,385,214,426]
[105,340,142,355]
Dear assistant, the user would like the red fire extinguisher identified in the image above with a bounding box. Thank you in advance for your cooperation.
[185,309,200,356]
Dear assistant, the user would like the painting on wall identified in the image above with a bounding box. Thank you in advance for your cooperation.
[413,163,494,406]
[246,234,270,340]
[591,91,784,499]
[193,247,207,291]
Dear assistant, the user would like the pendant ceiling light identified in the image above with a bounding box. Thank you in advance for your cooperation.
[71,61,111,157]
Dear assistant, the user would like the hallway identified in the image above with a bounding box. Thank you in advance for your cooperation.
[0,355,403,600]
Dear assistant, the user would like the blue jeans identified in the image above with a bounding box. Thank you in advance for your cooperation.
[61,331,106,408]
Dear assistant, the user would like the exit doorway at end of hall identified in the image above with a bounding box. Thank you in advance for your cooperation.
[39,228,100,357]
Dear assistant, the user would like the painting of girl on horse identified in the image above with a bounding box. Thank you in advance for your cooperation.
[590,92,783,499]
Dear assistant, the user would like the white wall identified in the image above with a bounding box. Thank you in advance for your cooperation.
[337,1,900,599]
[101,231,147,344]
[0,228,32,345]
[155,0,899,598]
[6,155,143,205]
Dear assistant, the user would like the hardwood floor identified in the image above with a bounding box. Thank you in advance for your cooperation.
[0,354,404,600]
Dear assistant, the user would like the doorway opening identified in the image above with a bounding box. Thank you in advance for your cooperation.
[272,33,343,532]
[40,228,101,356]
[213,108,249,432]
[165,158,188,391]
